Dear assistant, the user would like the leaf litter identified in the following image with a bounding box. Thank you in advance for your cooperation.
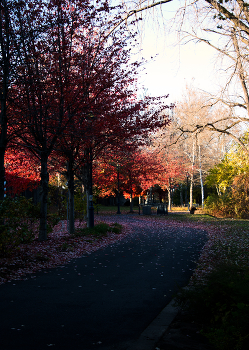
[1,214,246,286]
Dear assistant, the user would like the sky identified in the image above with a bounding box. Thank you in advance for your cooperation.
[139,37,218,103]
[134,1,221,104]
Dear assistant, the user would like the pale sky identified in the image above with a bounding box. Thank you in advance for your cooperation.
[135,1,221,104]
[139,39,218,103]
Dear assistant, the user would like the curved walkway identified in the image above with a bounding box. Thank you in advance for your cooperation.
[0,215,208,350]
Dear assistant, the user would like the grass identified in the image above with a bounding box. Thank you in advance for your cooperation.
[96,204,249,229]
[166,210,249,349]
[164,208,249,228]
[176,263,249,350]
[74,222,122,237]
[96,205,140,214]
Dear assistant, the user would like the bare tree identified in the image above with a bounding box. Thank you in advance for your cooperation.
[169,0,249,150]
[155,86,234,208]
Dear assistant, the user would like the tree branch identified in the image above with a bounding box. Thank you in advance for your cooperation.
[204,0,249,35]
[106,0,173,38]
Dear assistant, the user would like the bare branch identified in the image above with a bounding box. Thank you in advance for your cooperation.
[204,0,249,35]
[106,0,173,39]
[181,30,235,60]
[232,28,249,115]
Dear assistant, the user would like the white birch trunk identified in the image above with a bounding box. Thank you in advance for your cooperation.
[198,144,205,209]
[168,179,172,211]
[189,136,196,209]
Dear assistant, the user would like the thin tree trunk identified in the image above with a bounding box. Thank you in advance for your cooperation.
[185,181,188,208]
[0,98,7,203]
[129,189,134,213]
[79,162,90,226]
[88,147,94,227]
[39,152,49,241]
[168,188,171,211]
[168,178,172,211]
[67,158,75,234]
[232,29,249,116]
[189,136,196,209]
[0,150,5,202]
[198,144,204,209]
[129,172,134,213]
[86,189,89,227]
[180,183,183,207]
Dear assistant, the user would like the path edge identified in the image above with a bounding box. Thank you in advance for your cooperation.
[126,297,179,350]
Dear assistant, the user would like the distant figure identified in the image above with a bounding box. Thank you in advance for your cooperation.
[190,207,197,214]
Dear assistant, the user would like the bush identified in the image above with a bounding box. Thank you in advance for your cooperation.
[176,263,249,350]
[232,174,249,219]
[74,222,122,237]
[47,214,61,234]
[0,196,39,256]
[109,222,122,234]
[205,175,249,219]
[205,194,235,218]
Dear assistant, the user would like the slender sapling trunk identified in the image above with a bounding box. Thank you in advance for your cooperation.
[39,153,49,241]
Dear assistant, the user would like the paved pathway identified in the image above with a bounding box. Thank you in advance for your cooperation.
[0,215,208,350]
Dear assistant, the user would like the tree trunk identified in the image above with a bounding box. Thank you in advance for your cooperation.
[66,158,75,234]
[198,144,204,209]
[168,178,172,211]
[0,97,7,203]
[0,1,9,203]
[129,189,134,213]
[88,147,94,227]
[39,153,49,241]
[185,182,188,208]
[168,188,172,211]
[189,136,196,209]
[180,183,183,207]
[79,162,90,226]
[232,28,249,116]
[0,149,6,226]
[189,176,194,209]
[0,149,5,202]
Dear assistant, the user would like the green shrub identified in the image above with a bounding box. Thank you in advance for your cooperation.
[0,197,39,256]
[109,222,122,234]
[232,174,249,219]
[205,194,235,218]
[74,222,122,237]
[47,214,61,234]
[205,174,249,219]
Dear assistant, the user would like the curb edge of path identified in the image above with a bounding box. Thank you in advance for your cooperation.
[126,298,179,350]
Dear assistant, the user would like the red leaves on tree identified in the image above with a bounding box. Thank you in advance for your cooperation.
[4,148,40,195]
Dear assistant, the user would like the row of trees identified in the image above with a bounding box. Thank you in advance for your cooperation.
[92,143,187,209]
[0,0,171,240]
[2,0,248,239]
[104,0,249,215]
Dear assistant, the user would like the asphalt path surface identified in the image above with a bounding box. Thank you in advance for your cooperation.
[0,215,208,350]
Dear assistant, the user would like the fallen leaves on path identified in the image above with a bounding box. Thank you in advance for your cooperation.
[1,214,248,286]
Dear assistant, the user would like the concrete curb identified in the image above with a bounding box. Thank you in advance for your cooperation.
[126,298,179,350]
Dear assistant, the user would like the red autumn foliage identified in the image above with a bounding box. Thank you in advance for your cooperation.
[4,148,40,195]
[93,148,167,199]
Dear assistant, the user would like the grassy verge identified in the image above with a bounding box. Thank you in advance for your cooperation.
[74,222,122,237]
[166,209,249,228]
[95,205,140,214]
[166,211,249,350]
